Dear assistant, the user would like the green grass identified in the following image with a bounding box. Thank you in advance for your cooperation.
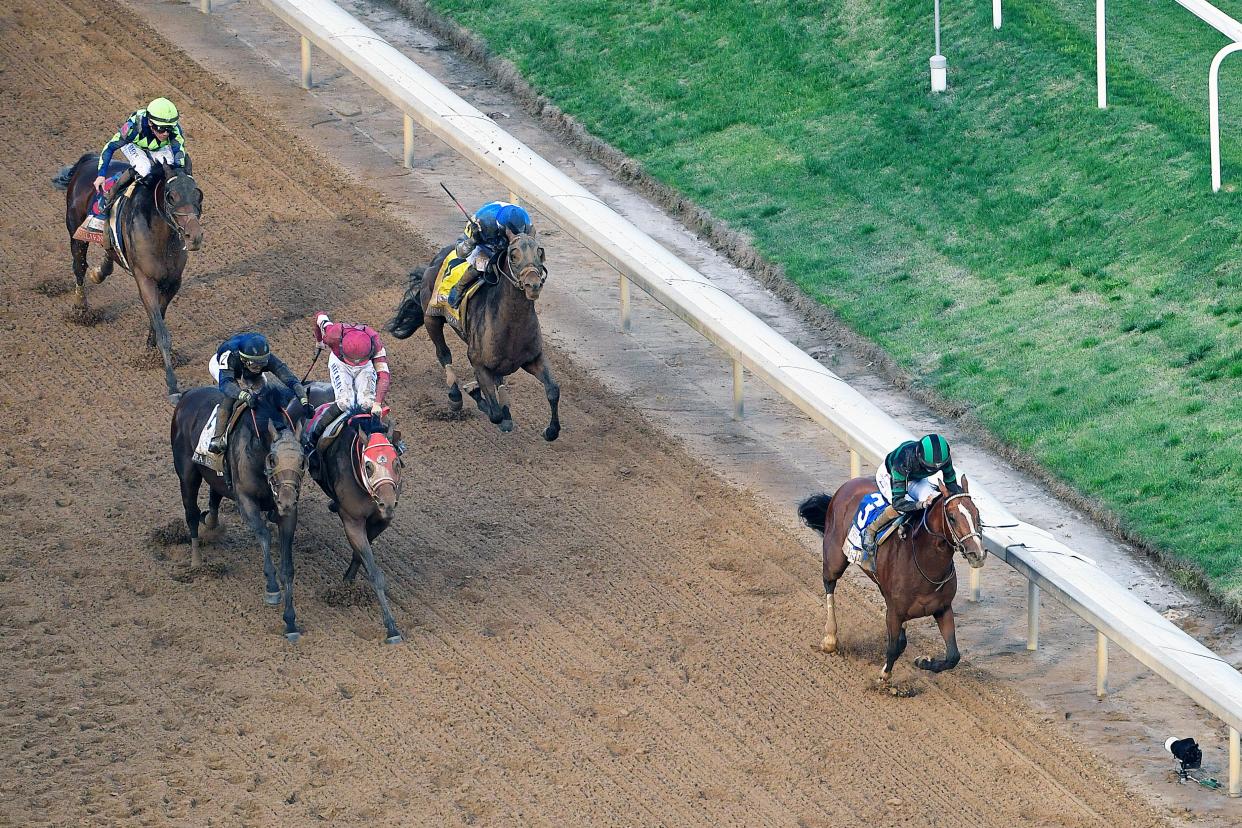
[423,0,1242,609]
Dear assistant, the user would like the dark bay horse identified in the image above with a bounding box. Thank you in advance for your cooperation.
[306,383,404,644]
[61,152,204,403]
[171,383,308,641]
[799,475,986,683]
[388,234,560,440]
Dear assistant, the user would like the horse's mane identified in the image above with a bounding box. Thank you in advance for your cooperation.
[249,382,295,436]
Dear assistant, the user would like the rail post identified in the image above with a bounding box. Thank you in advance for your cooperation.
[1096,632,1109,698]
[1026,580,1040,650]
[849,448,860,479]
[200,0,210,13]
[993,0,1002,29]
[1096,0,1107,108]
[732,360,744,420]
[1209,43,1242,191]
[969,566,981,603]
[1230,726,1240,797]
[403,114,415,168]
[301,37,312,90]
[619,274,631,331]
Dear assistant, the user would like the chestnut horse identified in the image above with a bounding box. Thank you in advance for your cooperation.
[388,234,560,440]
[60,152,203,403]
[798,475,986,682]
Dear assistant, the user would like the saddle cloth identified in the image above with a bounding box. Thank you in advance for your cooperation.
[192,404,226,474]
[428,254,484,331]
[844,492,889,573]
[307,403,352,454]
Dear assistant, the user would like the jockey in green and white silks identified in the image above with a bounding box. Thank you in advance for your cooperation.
[862,434,963,554]
[81,97,187,238]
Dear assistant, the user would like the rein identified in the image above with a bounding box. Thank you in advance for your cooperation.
[156,173,201,250]
[913,492,983,589]
[497,241,547,292]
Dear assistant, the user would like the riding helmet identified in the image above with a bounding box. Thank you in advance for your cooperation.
[919,434,951,469]
[340,328,375,366]
[146,98,180,128]
[238,333,270,371]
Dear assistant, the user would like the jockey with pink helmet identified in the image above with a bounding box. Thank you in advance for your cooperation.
[305,312,391,450]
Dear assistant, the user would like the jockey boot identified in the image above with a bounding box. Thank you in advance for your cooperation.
[207,397,236,454]
[102,168,135,213]
[862,504,903,555]
[447,268,480,309]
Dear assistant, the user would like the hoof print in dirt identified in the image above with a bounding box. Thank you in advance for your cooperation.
[34,278,73,297]
[171,562,228,584]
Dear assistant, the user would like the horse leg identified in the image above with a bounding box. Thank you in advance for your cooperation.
[237,497,281,606]
[425,317,461,411]
[495,378,514,433]
[343,551,363,584]
[204,488,223,530]
[916,606,962,673]
[88,252,114,285]
[343,515,402,644]
[178,467,203,569]
[71,238,89,310]
[470,366,509,430]
[134,274,179,404]
[820,540,850,653]
[880,607,905,684]
[522,355,560,441]
[277,512,300,642]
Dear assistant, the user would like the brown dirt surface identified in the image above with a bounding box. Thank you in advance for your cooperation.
[0,0,1177,825]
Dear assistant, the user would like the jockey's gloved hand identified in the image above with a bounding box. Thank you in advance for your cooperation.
[237,390,253,405]
[370,402,383,416]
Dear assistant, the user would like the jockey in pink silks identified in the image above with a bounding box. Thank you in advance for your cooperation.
[305,312,391,449]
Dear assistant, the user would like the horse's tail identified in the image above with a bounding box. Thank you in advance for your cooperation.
[52,153,96,191]
[387,269,426,339]
[798,494,832,535]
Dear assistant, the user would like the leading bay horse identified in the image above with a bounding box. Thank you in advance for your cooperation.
[798,475,986,683]
[171,383,308,641]
[61,152,203,403]
[388,234,560,440]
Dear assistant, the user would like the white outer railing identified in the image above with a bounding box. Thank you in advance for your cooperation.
[199,0,1242,795]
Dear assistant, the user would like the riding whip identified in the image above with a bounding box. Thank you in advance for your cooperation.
[301,347,322,384]
[440,182,472,220]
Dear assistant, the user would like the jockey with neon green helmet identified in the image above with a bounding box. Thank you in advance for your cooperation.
[862,434,963,554]
[76,98,188,244]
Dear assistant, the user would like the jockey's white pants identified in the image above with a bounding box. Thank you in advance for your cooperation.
[118,143,174,177]
[328,353,378,410]
[876,466,943,509]
[209,353,228,383]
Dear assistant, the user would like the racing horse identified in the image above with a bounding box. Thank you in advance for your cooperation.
[388,233,560,440]
[60,152,204,403]
[306,382,404,644]
[798,475,986,682]
[171,383,308,641]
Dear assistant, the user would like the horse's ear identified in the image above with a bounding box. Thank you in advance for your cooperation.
[537,246,546,264]
[266,418,279,443]
[292,416,305,441]
[959,475,970,491]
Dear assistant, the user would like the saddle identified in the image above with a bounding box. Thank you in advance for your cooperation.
[191,396,253,474]
[844,493,909,573]
[428,254,486,332]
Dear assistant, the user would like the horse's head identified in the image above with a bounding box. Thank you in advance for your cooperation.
[161,163,204,251]
[928,476,987,568]
[500,232,547,301]
[263,418,306,517]
[359,422,402,522]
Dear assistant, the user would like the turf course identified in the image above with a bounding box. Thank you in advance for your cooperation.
[422,0,1242,611]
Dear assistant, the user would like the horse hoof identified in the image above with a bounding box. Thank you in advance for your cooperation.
[87,266,107,285]
[167,392,182,406]
[499,420,514,433]
[384,634,404,646]
[285,631,301,643]
[264,591,282,605]
[543,426,560,442]
[820,636,837,654]
[448,396,463,412]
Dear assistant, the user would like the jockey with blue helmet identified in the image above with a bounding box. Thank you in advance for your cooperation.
[206,332,308,453]
[863,433,963,554]
[447,200,534,308]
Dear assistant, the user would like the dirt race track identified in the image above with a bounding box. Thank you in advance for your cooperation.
[0,1,1178,825]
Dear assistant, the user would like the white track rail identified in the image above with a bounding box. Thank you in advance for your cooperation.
[206,0,1241,795]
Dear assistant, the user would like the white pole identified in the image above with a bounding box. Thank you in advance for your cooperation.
[930,0,947,93]
[849,448,861,479]
[969,566,981,602]
[619,274,631,331]
[732,360,744,420]
[1209,44,1242,192]
[403,114,415,168]
[934,0,941,55]
[1230,726,1240,797]
[301,37,312,90]
[993,0,1002,29]
[200,0,210,13]
[1096,631,1109,698]
[1096,0,1107,108]
[1026,580,1040,650]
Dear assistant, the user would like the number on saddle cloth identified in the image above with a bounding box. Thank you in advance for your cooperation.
[845,492,890,571]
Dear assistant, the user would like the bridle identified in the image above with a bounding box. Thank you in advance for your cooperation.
[496,237,547,293]
[261,413,306,507]
[913,492,983,588]
[156,172,202,249]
